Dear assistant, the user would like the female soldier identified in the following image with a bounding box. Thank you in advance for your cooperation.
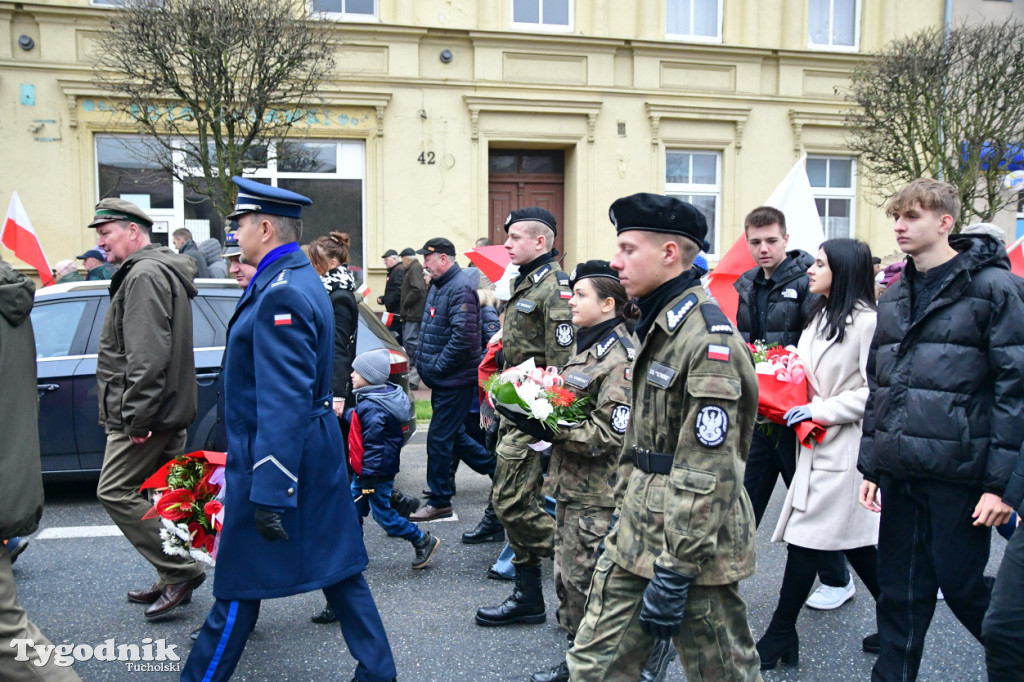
[530,260,638,682]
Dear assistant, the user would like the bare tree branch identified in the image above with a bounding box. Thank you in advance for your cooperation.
[93,0,335,220]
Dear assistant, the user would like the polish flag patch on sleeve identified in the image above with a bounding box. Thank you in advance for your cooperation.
[559,290,572,300]
[274,313,293,326]
[707,344,730,362]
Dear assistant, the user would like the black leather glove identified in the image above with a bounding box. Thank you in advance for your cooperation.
[494,404,551,441]
[639,564,693,640]
[255,507,289,542]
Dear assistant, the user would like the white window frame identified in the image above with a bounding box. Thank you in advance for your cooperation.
[807,0,860,52]
[511,0,574,33]
[665,149,722,257]
[666,0,723,44]
[807,155,857,240]
[310,0,379,22]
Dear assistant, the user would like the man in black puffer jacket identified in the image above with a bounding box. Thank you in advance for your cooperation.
[734,207,852,609]
[412,238,496,521]
[858,179,1024,682]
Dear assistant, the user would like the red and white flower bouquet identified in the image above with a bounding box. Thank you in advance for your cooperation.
[748,342,825,448]
[483,359,588,444]
[140,450,226,565]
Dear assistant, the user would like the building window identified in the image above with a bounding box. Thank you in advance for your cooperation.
[95,135,367,271]
[512,0,572,31]
[806,156,856,239]
[666,0,722,42]
[808,0,859,50]
[665,150,721,256]
[312,0,377,20]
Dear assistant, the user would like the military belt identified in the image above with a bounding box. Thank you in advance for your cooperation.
[632,446,673,474]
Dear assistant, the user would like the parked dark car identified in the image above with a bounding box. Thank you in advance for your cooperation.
[32,279,414,480]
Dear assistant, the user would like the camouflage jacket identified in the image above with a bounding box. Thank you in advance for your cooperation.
[502,261,574,371]
[605,284,758,585]
[546,321,636,508]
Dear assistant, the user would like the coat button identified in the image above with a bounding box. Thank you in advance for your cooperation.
[287,487,295,496]
[324,401,330,408]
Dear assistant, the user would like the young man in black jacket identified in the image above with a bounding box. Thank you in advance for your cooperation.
[734,206,853,612]
[859,178,1024,681]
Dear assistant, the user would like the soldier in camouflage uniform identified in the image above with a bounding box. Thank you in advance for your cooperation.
[531,260,637,682]
[476,207,575,628]
[566,193,763,681]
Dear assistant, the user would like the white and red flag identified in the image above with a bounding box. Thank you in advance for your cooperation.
[2,191,54,286]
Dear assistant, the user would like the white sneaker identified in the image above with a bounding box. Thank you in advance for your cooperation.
[805,579,856,610]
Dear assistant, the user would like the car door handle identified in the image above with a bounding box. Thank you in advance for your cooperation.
[196,372,220,386]
[37,383,60,392]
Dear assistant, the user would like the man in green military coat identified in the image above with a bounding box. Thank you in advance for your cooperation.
[476,207,575,627]
[566,193,763,681]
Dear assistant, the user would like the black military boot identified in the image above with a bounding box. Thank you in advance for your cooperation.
[462,502,505,544]
[475,564,546,626]
[530,660,569,682]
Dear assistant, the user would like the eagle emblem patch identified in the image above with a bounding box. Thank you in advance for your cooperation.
[556,323,574,347]
[695,405,728,448]
[611,405,631,434]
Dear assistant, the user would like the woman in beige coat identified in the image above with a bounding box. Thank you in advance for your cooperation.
[756,238,881,670]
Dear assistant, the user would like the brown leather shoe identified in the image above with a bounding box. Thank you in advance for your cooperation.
[409,504,453,521]
[127,583,163,604]
[143,573,205,619]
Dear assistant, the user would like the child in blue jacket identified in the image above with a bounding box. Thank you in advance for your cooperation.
[312,348,440,625]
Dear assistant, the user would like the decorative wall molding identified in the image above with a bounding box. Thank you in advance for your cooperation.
[645,102,751,149]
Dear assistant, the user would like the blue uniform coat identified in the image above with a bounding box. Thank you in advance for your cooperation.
[215,249,368,600]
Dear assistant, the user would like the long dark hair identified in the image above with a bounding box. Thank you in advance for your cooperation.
[806,238,876,343]
[589,276,640,323]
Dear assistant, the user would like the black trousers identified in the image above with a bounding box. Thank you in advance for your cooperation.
[743,424,850,587]
[872,476,994,682]
[766,543,880,635]
[983,520,1024,682]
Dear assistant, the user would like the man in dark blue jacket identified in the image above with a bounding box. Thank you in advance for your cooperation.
[411,237,496,521]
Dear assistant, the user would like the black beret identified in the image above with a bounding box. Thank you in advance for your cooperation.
[503,207,557,236]
[399,248,416,257]
[569,260,619,289]
[608,193,710,252]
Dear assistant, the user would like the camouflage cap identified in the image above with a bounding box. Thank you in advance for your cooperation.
[87,197,154,229]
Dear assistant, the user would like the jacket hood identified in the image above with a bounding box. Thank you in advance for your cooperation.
[0,262,35,327]
[355,383,412,422]
[124,244,199,298]
[948,233,1011,273]
[774,249,815,284]
[199,238,223,266]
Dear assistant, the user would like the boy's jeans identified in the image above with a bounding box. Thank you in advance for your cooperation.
[351,475,423,543]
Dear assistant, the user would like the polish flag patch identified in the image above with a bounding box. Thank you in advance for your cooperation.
[430,307,436,318]
[274,314,293,326]
[707,344,730,362]
[559,290,572,300]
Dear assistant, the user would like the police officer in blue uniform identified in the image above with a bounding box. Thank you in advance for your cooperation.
[182,178,396,682]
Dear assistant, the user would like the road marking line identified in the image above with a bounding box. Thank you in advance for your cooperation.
[36,526,124,539]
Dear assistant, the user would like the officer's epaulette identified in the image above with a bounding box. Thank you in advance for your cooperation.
[555,270,570,286]
[269,269,291,289]
[595,331,618,358]
[532,263,552,283]
[618,334,636,361]
[666,293,699,332]
[700,303,733,335]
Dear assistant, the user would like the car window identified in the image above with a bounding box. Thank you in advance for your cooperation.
[32,300,89,358]
[205,297,240,327]
[191,301,217,347]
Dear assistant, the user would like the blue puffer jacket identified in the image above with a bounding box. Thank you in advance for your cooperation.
[346,383,411,478]
[415,263,482,388]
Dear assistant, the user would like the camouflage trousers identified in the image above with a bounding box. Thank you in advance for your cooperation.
[554,501,614,637]
[492,431,554,566]
[566,554,762,682]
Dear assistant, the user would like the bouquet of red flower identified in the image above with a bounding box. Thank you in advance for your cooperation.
[748,342,825,448]
[483,358,588,442]
[140,450,226,565]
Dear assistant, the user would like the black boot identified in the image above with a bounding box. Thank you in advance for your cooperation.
[390,487,421,519]
[530,660,569,682]
[311,603,336,624]
[412,532,440,569]
[757,545,817,670]
[475,564,546,626]
[462,502,505,544]
[756,628,798,670]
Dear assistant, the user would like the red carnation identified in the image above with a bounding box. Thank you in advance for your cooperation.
[548,386,576,408]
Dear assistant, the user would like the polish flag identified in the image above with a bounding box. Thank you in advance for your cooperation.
[707,156,825,323]
[1008,236,1024,278]
[356,283,370,299]
[2,191,54,286]
[380,311,395,327]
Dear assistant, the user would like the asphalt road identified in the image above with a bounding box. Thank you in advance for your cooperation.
[16,427,998,681]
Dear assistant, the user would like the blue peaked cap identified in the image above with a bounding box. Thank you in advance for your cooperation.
[227,176,313,220]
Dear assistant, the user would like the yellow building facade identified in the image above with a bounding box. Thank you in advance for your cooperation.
[1,0,946,289]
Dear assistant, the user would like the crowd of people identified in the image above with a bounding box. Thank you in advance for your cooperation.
[2,174,1024,682]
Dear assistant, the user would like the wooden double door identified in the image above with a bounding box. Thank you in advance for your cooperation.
[488,149,566,264]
